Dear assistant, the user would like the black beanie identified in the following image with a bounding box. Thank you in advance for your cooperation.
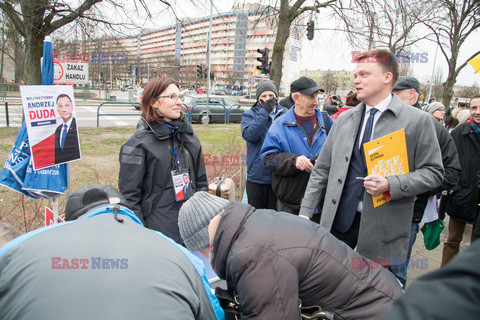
[256,80,278,100]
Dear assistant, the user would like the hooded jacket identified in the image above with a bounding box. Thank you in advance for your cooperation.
[119,116,207,245]
[241,101,286,184]
[211,202,403,319]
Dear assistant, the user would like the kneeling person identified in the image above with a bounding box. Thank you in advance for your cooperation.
[178,192,403,320]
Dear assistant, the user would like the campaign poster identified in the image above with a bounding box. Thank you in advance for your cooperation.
[20,85,81,170]
[171,171,190,201]
[363,129,409,208]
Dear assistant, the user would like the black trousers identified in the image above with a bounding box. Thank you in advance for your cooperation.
[246,181,277,210]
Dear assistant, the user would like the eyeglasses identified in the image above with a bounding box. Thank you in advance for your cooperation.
[157,94,185,102]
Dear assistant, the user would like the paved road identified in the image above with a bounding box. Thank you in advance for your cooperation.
[0,101,142,128]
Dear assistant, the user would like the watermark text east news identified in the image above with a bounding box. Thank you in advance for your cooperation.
[51,257,128,269]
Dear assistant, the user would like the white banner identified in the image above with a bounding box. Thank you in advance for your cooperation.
[54,59,89,84]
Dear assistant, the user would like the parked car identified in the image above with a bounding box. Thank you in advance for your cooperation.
[213,90,226,96]
[244,93,256,99]
[183,95,249,124]
[180,89,195,96]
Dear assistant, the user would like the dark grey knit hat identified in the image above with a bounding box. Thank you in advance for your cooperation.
[178,191,230,252]
[256,80,278,100]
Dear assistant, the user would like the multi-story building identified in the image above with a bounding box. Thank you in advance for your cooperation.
[76,4,303,93]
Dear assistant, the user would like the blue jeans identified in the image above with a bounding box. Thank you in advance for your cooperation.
[388,222,419,288]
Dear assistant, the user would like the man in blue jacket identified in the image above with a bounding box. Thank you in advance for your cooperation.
[241,80,286,209]
[260,77,332,215]
[0,184,224,320]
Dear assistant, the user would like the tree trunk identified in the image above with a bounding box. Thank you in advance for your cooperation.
[13,35,25,84]
[0,18,5,82]
[442,73,457,109]
[270,13,293,89]
[23,30,44,85]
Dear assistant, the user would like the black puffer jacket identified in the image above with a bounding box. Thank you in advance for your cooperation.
[119,116,207,244]
[445,123,480,225]
[413,119,461,222]
[263,153,317,211]
[211,202,403,319]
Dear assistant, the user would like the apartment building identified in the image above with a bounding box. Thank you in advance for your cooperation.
[78,4,300,92]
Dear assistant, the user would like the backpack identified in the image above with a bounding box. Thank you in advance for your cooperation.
[321,111,331,135]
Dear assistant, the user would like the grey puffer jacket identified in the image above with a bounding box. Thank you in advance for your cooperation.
[211,202,403,319]
[119,116,207,245]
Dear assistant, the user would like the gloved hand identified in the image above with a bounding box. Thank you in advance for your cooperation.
[260,97,276,114]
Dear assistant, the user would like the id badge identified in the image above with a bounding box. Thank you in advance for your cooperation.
[171,170,190,202]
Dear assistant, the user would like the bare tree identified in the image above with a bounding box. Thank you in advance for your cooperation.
[0,0,112,84]
[422,0,480,107]
[319,70,338,94]
[431,67,444,103]
[268,0,336,88]
[455,82,479,98]
[331,0,430,53]
[0,11,25,83]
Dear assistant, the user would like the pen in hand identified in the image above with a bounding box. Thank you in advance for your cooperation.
[356,177,381,182]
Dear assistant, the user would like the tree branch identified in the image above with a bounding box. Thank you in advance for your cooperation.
[0,1,26,38]
[44,0,104,34]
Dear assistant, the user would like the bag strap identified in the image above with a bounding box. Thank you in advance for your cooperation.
[300,299,335,320]
[320,111,331,135]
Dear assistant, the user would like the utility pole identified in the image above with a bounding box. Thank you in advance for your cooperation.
[206,0,213,119]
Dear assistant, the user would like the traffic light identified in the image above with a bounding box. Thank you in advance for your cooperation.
[127,65,132,75]
[154,70,157,77]
[196,64,203,78]
[307,20,314,40]
[256,48,270,74]
[204,67,208,79]
[210,72,214,80]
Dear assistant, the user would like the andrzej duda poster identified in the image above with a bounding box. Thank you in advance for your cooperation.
[20,85,81,170]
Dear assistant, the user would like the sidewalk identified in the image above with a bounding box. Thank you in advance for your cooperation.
[406,215,472,288]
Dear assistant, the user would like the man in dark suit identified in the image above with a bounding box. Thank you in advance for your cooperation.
[54,94,80,164]
[299,49,444,286]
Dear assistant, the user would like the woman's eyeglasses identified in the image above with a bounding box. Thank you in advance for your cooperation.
[157,94,185,102]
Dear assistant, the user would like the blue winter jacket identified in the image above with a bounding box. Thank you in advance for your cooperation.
[241,101,286,184]
[260,106,333,160]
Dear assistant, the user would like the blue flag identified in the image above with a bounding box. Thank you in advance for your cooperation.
[0,122,67,199]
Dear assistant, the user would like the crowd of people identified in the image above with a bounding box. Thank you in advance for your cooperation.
[0,48,479,319]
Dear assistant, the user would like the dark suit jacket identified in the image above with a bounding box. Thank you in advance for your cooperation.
[55,117,80,164]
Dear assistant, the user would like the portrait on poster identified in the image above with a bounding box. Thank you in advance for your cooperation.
[20,85,81,170]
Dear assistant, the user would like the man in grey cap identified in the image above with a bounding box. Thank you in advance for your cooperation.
[178,191,402,320]
[0,184,224,320]
[241,80,286,210]
[260,77,333,215]
[392,76,421,108]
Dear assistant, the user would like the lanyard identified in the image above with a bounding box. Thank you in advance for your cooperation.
[162,120,181,170]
